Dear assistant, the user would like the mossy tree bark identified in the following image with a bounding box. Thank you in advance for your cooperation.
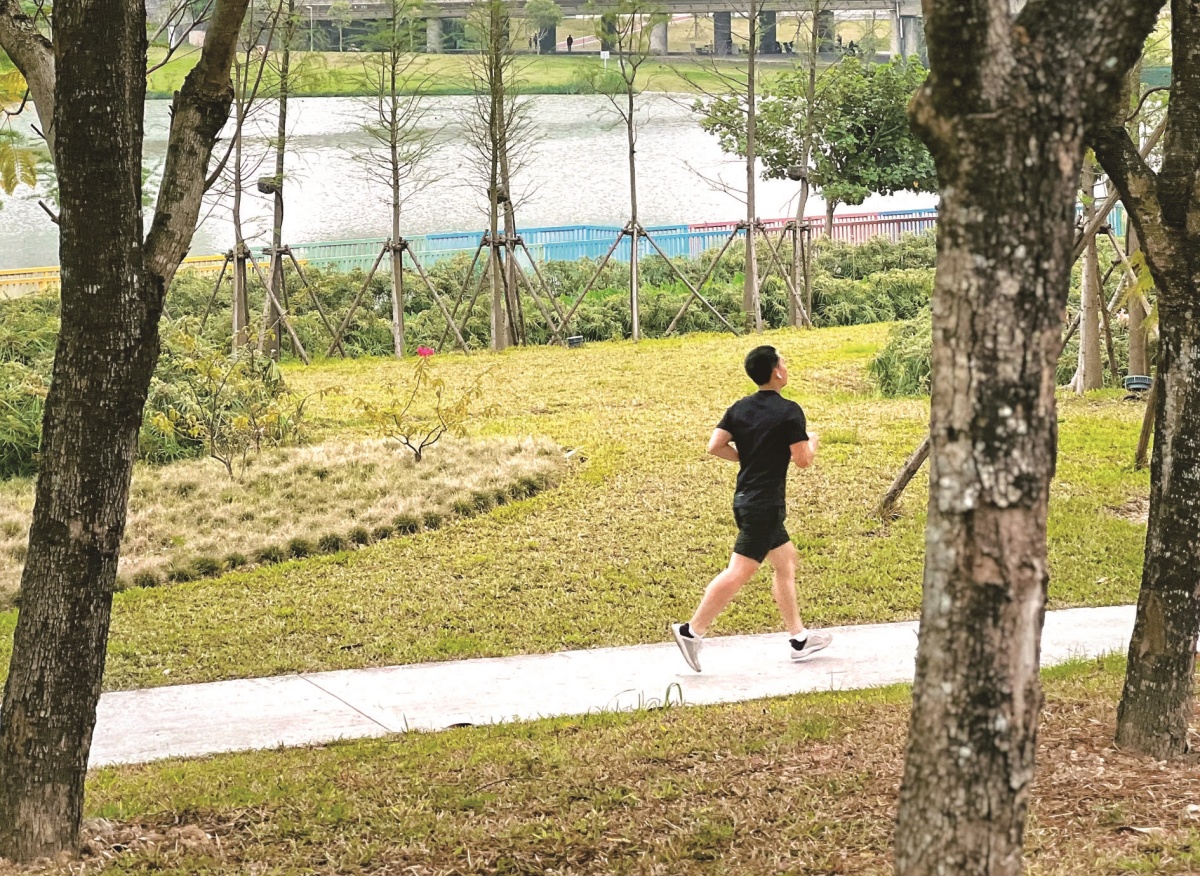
[1091,0,1200,761]
[0,0,249,861]
[893,2,1162,874]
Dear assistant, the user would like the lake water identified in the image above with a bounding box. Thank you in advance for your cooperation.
[0,94,935,270]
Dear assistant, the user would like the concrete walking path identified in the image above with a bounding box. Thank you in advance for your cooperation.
[90,604,1136,768]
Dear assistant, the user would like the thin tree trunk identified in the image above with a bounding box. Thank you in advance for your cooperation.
[789,0,820,328]
[627,86,639,342]
[267,10,290,361]
[1077,164,1104,392]
[743,4,760,332]
[893,2,1160,873]
[390,69,404,358]
[825,199,836,236]
[1127,226,1148,377]
[391,245,404,357]
[231,90,249,349]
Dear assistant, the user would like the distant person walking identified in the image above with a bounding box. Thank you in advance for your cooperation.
[566,34,574,52]
[672,346,831,672]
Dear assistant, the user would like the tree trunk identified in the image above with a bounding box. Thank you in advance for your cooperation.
[390,245,404,357]
[1090,0,1200,761]
[743,4,760,332]
[267,14,290,362]
[825,199,836,236]
[627,86,639,342]
[0,2,149,860]
[1076,164,1104,392]
[1127,226,1148,377]
[893,2,1160,874]
[1115,301,1200,756]
[0,0,246,858]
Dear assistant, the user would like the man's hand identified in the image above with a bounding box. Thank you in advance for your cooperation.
[791,432,818,468]
[708,428,739,462]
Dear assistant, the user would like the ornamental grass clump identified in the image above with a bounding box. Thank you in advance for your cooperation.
[0,434,568,606]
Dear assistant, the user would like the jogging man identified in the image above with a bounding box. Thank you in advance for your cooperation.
[672,345,832,672]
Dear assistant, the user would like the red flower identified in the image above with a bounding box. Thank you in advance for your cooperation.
[417,346,435,358]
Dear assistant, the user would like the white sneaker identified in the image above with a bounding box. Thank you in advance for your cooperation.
[790,630,832,661]
[672,623,704,672]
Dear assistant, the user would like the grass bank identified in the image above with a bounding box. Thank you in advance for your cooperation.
[0,326,1150,691]
[13,657,1197,875]
[146,46,794,98]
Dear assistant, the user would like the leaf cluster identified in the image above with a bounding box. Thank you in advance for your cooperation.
[699,57,937,209]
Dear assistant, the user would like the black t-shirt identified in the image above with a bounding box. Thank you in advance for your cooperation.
[716,390,809,509]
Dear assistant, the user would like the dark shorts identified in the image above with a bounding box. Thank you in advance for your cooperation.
[732,504,790,563]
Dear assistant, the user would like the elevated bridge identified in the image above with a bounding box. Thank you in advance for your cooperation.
[295,0,926,57]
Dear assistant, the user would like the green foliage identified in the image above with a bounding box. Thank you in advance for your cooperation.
[0,296,310,479]
[699,57,937,216]
[868,306,932,397]
[0,362,46,479]
[0,70,39,208]
[524,0,563,32]
[146,326,313,477]
[357,352,491,461]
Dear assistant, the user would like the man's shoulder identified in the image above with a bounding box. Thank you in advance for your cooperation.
[773,394,805,416]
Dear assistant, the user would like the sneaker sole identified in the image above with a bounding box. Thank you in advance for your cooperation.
[671,625,702,672]
[790,640,831,661]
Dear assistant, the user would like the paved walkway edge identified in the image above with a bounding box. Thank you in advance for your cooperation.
[89,604,1137,767]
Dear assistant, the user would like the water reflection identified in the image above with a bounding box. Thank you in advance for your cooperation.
[1,94,934,270]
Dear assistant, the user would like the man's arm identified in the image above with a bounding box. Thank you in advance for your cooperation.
[791,433,819,468]
[708,428,739,462]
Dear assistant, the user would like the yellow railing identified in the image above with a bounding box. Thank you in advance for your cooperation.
[0,254,231,300]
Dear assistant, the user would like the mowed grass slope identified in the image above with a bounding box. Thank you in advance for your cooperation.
[0,326,1150,690]
[145,46,749,97]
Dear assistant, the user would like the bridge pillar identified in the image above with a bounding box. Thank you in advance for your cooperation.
[650,20,668,55]
[757,11,778,54]
[815,9,835,53]
[426,17,442,53]
[538,24,556,54]
[713,11,732,56]
[899,15,926,63]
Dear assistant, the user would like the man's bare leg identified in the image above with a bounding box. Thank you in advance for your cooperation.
[767,541,804,637]
[687,553,760,635]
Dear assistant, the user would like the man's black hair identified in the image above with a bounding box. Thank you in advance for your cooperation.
[744,346,780,386]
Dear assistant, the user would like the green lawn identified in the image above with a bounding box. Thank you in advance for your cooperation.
[66,656,1200,875]
[0,325,1151,691]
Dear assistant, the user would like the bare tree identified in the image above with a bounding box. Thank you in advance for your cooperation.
[677,0,772,331]
[0,0,250,860]
[463,0,535,349]
[590,0,667,342]
[205,0,284,350]
[1090,1,1200,760]
[893,2,1163,875]
[355,0,439,356]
